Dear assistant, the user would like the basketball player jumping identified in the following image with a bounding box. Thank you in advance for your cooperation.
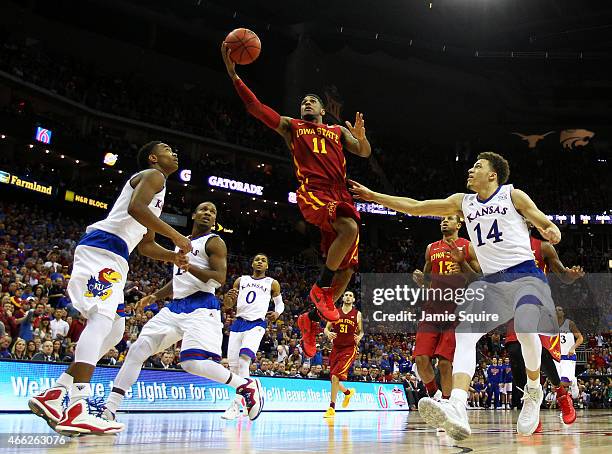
[222,253,283,420]
[323,290,362,418]
[103,202,264,423]
[29,142,192,435]
[412,216,480,402]
[221,42,371,357]
[350,152,561,439]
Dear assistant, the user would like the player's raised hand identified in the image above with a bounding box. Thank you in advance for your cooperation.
[448,239,466,263]
[223,288,239,307]
[220,42,238,79]
[565,265,585,282]
[172,233,192,255]
[345,112,366,141]
[348,179,375,201]
[540,224,561,245]
[173,252,190,271]
[412,269,425,287]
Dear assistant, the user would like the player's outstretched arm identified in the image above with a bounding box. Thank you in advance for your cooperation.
[511,189,561,244]
[541,242,585,284]
[129,169,192,253]
[348,179,464,217]
[221,42,292,143]
[341,112,371,157]
[187,236,228,286]
[137,229,190,269]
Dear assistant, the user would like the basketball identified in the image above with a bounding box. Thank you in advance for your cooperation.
[224,28,261,65]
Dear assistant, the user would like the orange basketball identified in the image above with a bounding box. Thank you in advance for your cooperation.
[224,28,261,65]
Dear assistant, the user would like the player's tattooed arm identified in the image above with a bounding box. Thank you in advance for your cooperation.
[568,320,584,355]
[511,189,561,244]
[223,278,240,308]
[129,169,191,254]
[349,180,464,217]
[341,112,371,157]
[540,242,584,284]
[188,236,228,286]
[138,229,190,270]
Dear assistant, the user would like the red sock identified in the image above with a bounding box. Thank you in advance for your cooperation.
[330,402,336,409]
[343,389,351,396]
[555,385,567,397]
[425,380,438,396]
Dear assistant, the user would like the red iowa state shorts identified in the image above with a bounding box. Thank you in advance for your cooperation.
[413,321,456,362]
[329,344,358,381]
[296,184,360,269]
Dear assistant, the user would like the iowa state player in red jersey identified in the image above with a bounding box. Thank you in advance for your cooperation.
[221,43,371,356]
[413,215,480,401]
[323,290,362,418]
[506,229,584,430]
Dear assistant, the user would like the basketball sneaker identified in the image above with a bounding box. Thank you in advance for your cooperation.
[556,393,576,425]
[534,420,543,434]
[236,378,264,421]
[55,399,125,436]
[28,386,68,428]
[324,407,336,418]
[309,284,339,321]
[517,385,543,436]
[297,312,320,358]
[418,397,471,441]
[221,399,241,420]
[342,389,356,408]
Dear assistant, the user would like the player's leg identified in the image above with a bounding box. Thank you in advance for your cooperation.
[434,327,456,399]
[541,349,576,424]
[180,307,263,420]
[327,346,357,416]
[508,341,526,409]
[415,325,442,399]
[331,268,354,303]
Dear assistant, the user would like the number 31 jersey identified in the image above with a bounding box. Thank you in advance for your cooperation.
[236,275,274,321]
[461,184,534,274]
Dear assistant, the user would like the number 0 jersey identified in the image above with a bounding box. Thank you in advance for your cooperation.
[236,275,274,321]
[289,118,346,188]
[461,184,534,274]
[172,233,221,298]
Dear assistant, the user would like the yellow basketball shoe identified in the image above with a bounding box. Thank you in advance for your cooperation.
[324,407,336,418]
[342,389,356,408]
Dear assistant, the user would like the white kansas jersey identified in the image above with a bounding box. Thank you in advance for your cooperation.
[462,184,534,274]
[236,275,273,321]
[173,233,222,299]
[88,170,166,254]
[559,319,575,356]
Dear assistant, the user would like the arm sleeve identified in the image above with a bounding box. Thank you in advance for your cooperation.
[272,294,284,315]
[233,79,282,130]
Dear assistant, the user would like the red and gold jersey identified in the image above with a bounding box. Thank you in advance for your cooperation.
[289,118,346,188]
[428,238,471,290]
[331,307,358,348]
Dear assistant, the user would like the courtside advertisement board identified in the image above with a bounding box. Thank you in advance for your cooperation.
[0,360,408,412]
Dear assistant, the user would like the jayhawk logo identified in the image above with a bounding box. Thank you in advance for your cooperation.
[85,268,122,301]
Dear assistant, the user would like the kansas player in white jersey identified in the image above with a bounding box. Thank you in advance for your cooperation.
[222,253,283,419]
[349,151,561,439]
[29,141,192,436]
[102,202,264,423]
[556,306,583,398]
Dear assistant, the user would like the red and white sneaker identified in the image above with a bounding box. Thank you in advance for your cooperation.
[236,378,264,421]
[534,420,543,434]
[28,386,67,428]
[297,312,321,358]
[557,393,577,425]
[309,284,339,321]
[55,399,124,436]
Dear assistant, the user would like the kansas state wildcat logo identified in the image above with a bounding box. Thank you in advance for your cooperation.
[85,268,122,301]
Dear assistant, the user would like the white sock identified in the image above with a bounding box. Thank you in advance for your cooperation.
[105,391,124,414]
[56,372,73,389]
[450,389,469,406]
[70,383,91,406]
[527,377,540,389]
